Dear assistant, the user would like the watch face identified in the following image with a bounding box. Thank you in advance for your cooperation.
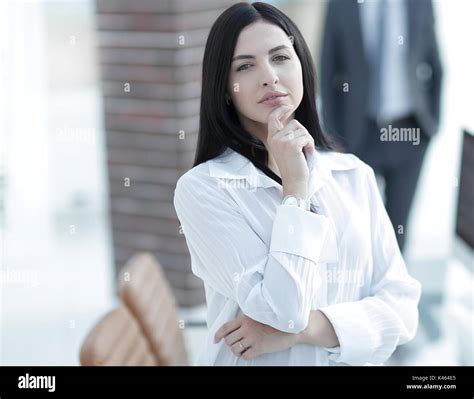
[284,196,298,206]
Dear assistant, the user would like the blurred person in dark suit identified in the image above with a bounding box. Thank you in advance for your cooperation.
[320,0,443,253]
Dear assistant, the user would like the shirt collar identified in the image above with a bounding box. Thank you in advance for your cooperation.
[208,147,358,197]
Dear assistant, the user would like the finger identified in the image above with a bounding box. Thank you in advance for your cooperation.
[268,105,294,136]
[272,119,307,138]
[269,104,294,128]
[230,339,250,356]
[214,318,242,343]
[287,123,314,148]
[270,120,302,141]
[294,135,315,154]
[281,119,300,133]
[303,134,316,155]
[283,120,309,138]
[272,128,308,147]
[278,106,296,128]
[223,328,244,347]
[241,347,258,361]
[282,127,305,141]
[290,119,305,129]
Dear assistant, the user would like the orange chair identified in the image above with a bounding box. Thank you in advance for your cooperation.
[118,252,188,366]
[80,252,190,366]
[79,305,157,366]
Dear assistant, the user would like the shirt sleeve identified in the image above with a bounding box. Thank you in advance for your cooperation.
[173,171,337,333]
[318,164,422,365]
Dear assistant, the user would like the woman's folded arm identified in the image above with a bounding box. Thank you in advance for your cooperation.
[174,171,334,333]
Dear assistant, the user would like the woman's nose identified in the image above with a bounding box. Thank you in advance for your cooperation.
[260,64,279,87]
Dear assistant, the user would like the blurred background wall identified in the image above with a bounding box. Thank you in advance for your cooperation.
[93,0,238,308]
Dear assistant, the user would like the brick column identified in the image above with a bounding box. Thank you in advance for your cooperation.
[95,0,234,306]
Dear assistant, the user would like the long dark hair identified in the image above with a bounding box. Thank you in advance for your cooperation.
[194,2,338,182]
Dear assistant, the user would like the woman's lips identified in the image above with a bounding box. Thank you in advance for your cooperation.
[259,95,288,106]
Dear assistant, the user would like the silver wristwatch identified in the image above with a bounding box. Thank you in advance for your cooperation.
[282,195,310,211]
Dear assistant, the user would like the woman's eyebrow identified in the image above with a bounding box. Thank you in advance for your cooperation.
[231,44,290,62]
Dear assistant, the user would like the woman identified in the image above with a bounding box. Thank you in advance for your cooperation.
[173,2,421,366]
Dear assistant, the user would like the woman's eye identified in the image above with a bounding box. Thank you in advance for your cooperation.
[236,56,289,72]
[273,55,289,62]
[237,63,252,72]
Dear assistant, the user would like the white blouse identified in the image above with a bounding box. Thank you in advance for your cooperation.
[173,147,421,366]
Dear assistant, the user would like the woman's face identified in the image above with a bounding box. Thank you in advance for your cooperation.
[227,21,304,139]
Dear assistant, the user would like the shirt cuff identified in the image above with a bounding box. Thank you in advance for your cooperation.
[270,204,338,264]
[318,301,375,365]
